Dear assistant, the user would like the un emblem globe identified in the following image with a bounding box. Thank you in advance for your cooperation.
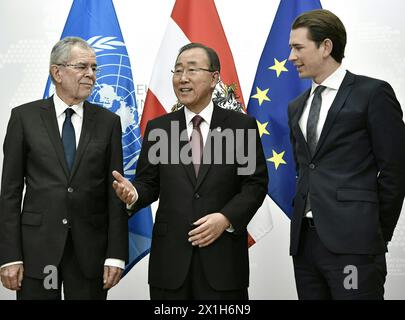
[89,52,141,180]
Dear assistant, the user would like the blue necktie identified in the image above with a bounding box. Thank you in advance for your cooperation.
[62,108,76,172]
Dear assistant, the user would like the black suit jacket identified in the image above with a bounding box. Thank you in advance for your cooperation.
[288,71,405,256]
[131,104,268,290]
[0,97,128,279]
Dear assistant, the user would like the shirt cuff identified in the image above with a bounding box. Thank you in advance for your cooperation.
[104,258,125,270]
[226,224,235,233]
[1,261,23,269]
[126,185,139,210]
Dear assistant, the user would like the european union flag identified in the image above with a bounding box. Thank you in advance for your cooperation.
[43,0,153,275]
[247,0,322,217]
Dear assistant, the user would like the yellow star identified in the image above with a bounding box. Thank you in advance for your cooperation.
[268,58,288,77]
[267,150,287,170]
[251,87,271,106]
[256,120,270,137]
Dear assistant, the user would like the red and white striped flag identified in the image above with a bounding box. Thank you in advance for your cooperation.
[141,0,272,246]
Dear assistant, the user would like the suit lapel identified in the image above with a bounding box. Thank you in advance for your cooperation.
[314,72,355,157]
[195,104,228,191]
[291,90,311,157]
[70,101,96,179]
[40,97,70,177]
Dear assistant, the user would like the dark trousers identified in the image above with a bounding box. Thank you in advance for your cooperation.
[293,218,387,300]
[17,231,107,300]
[150,247,248,300]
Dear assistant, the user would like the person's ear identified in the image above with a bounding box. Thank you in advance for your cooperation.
[211,71,220,87]
[50,65,62,84]
[322,38,333,58]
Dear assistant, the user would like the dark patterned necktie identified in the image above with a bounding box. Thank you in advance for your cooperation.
[306,85,326,156]
[190,115,204,177]
[304,85,326,215]
[62,108,76,173]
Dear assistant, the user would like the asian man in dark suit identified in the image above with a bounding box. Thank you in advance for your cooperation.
[112,43,268,299]
[287,9,405,299]
[0,37,128,299]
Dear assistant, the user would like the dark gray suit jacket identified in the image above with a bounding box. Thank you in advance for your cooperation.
[288,71,405,256]
[0,97,128,279]
[131,104,268,290]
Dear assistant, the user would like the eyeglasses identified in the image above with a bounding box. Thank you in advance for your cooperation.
[57,63,100,74]
[171,67,214,78]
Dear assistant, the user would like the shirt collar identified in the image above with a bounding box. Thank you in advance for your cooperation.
[53,93,84,118]
[310,64,347,94]
[184,99,214,127]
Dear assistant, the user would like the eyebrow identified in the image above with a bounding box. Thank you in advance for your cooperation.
[289,43,303,48]
[175,61,198,67]
[72,61,98,66]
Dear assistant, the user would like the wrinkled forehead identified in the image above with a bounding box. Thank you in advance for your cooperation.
[68,45,96,62]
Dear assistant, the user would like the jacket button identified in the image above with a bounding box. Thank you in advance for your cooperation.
[62,218,68,225]
[309,163,315,169]
[194,193,200,199]
[67,187,74,193]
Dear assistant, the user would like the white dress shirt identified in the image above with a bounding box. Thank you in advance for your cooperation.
[183,100,214,145]
[299,65,347,142]
[299,65,347,218]
[54,93,83,145]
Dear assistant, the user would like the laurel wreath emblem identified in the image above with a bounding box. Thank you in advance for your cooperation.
[87,36,125,52]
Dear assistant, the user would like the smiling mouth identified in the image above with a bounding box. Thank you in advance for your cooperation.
[179,88,192,93]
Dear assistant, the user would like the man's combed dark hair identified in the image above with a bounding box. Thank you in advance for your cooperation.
[292,9,346,63]
[177,43,221,72]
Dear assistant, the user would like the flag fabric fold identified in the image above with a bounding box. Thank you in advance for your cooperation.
[43,0,153,276]
[140,0,244,135]
[247,0,322,218]
[141,0,272,246]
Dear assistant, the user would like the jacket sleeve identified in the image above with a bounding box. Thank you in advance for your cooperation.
[0,108,25,265]
[106,115,128,262]
[220,117,269,234]
[367,81,405,241]
[131,121,160,212]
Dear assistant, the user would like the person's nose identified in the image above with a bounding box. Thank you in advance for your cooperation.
[288,48,296,62]
[84,68,97,79]
[179,71,190,82]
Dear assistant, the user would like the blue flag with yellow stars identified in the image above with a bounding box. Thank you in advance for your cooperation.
[43,0,153,276]
[247,0,322,217]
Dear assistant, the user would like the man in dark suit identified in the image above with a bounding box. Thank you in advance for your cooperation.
[287,9,405,299]
[0,37,128,299]
[112,43,268,299]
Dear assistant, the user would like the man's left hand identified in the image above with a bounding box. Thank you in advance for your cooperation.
[103,266,123,290]
[188,213,230,247]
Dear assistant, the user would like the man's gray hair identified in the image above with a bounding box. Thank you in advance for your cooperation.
[49,36,95,82]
